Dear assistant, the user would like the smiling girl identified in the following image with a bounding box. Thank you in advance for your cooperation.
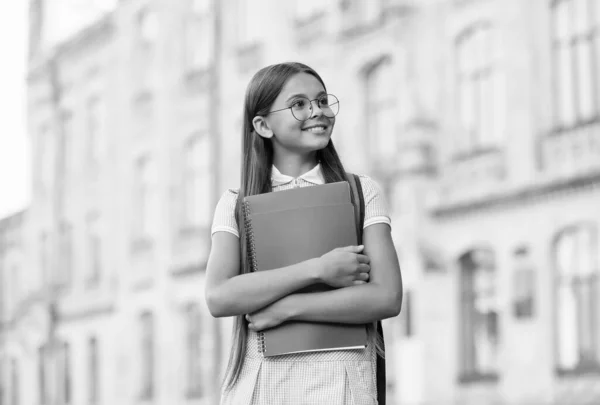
[206,62,403,404]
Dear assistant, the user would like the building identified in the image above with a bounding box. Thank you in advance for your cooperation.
[1,0,599,404]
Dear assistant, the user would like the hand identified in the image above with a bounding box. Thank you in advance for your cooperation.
[245,299,291,332]
[318,245,371,288]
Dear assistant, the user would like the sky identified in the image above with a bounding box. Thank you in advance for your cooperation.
[0,1,30,220]
[0,1,117,221]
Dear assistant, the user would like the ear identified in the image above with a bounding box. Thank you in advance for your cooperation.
[252,116,274,139]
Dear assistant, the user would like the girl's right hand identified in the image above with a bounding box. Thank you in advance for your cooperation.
[318,245,371,288]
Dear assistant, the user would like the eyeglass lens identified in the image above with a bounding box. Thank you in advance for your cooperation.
[291,94,339,121]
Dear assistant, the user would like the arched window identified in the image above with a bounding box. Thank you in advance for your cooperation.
[458,248,500,381]
[183,134,211,228]
[554,224,599,373]
[551,0,598,129]
[365,57,398,161]
[456,23,504,153]
[185,304,202,397]
[140,312,154,399]
[88,337,99,403]
[184,0,214,72]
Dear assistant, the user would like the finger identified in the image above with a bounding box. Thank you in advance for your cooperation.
[340,245,364,253]
[357,272,370,281]
[358,263,371,273]
[353,280,367,285]
[356,254,370,264]
[245,314,251,322]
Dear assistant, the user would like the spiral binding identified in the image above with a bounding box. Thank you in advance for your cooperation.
[243,200,266,354]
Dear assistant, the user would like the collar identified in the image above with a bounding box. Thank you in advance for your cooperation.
[271,163,325,186]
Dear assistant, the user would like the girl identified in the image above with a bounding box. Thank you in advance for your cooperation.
[206,62,403,404]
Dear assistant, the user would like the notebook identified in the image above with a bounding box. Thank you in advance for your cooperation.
[243,181,368,357]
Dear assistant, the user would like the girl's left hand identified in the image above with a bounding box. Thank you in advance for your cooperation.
[245,298,292,332]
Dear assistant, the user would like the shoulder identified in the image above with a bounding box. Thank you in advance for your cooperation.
[212,188,241,237]
[354,174,384,203]
[217,188,239,205]
[352,174,391,228]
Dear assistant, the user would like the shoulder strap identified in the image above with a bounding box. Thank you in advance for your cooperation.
[346,172,387,404]
[346,173,365,245]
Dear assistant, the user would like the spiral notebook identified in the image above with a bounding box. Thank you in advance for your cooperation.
[243,182,368,357]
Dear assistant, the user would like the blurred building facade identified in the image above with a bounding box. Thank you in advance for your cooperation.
[1,0,600,404]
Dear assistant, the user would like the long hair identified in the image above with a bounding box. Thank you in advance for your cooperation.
[222,62,384,390]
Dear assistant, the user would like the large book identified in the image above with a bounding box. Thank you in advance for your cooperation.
[243,181,368,357]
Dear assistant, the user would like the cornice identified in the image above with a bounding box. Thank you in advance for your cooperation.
[432,170,600,218]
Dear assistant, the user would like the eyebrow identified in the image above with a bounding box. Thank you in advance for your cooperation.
[285,90,327,102]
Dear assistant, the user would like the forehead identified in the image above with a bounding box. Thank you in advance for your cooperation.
[278,72,325,100]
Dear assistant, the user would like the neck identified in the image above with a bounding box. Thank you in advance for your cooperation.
[272,151,319,178]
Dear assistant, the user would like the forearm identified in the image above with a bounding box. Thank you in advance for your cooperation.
[286,283,402,324]
[207,258,321,317]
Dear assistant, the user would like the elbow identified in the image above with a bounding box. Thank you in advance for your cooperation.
[384,289,403,319]
[205,288,228,318]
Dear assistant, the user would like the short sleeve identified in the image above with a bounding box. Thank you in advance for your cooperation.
[358,175,391,229]
[211,189,240,238]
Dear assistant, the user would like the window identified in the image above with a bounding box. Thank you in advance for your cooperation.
[512,246,536,319]
[10,358,18,405]
[39,126,54,192]
[554,224,599,373]
[86,214,102,288]
[62,342,72,404]
[456,24,504,153]
[86,97,103,167]
[89,337,98,404]
[134,157,157,239]
[40,232,50,287]
[38,346,47,405]
[58,221,73,289]
[8,264,20,316]
[185,304,202,397]
[183,135,211,228]
[61,112,75,182]
[459,248,499,381]
[401,289,414,337]
[552,0,598,129]
[184,0,214,72]
[140,312,154,399]
[365,58,398,160]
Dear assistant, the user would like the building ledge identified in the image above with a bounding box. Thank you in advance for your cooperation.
[433,169,600,218]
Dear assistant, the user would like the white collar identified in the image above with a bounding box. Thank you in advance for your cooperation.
[271,163,325,186]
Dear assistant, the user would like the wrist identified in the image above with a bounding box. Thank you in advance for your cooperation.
[282,294,302,321]
[307,257,324,283]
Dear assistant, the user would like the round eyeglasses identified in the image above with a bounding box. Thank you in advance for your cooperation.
[266,94,340,122]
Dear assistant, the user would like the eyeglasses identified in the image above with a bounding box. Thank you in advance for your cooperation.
[266,94,340,122]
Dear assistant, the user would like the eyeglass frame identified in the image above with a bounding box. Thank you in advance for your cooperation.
[265,93,340,122]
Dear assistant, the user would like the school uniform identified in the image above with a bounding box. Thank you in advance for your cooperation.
[211,163,391,405]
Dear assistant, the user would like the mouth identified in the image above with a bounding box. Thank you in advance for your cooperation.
[301,124,329,134]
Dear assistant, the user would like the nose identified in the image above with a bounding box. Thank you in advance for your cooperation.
[309,99,324,118]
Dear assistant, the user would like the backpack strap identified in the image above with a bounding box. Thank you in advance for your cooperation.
[346,173,386,405]
[346,173,365,245]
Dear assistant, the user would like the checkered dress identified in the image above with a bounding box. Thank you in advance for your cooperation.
[211,165,391,405]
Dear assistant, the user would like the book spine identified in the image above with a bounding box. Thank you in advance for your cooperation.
[243,200,265,354]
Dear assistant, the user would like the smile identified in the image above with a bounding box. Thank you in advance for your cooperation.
[303,126,328,134]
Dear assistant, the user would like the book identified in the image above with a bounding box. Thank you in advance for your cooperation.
[243,181,368,357]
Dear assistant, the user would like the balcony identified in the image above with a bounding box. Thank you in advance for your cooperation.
[539,120,600,181]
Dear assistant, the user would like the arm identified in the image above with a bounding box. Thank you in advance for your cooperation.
[247,223,403,331]
[205,232,369,318]
[205,231,321,318]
